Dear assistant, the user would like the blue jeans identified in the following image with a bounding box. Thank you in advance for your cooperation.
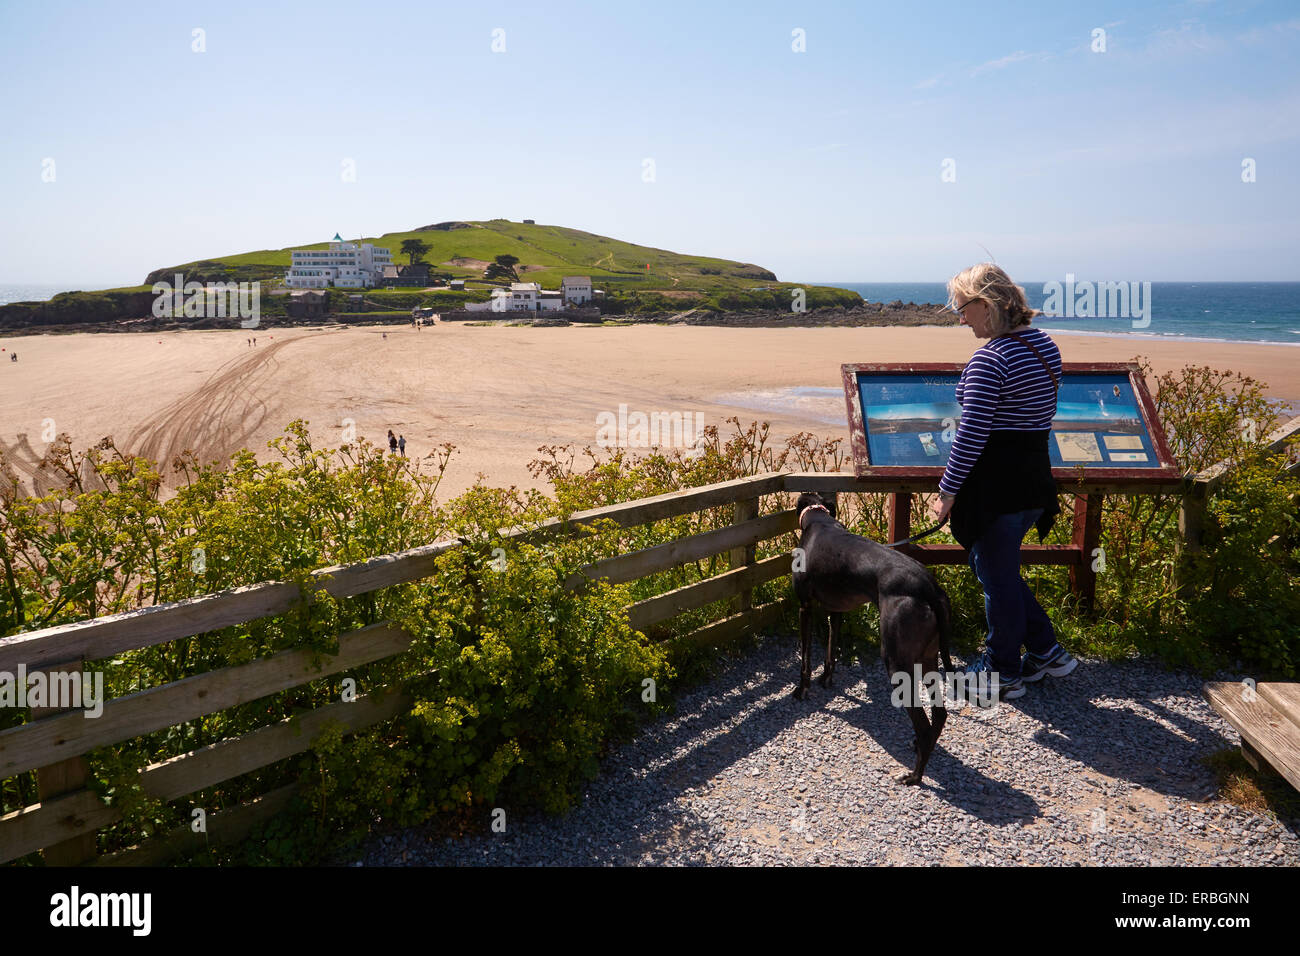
[968,508,1058,679]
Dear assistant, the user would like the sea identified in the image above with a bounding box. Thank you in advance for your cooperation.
[828,282,1300,347]
[0,284,93,306]
[4,281,1299,347]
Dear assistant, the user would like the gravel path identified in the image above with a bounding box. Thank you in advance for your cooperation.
[347,635,1300,866]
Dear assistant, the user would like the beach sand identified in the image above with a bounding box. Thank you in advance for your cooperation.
[1,324,1296,500]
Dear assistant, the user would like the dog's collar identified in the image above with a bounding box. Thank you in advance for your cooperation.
[798,503,832,529]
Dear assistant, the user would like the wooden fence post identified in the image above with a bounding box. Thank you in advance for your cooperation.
[32,659,98,865]
[730,496,759,612]
[1175,478,1209,601]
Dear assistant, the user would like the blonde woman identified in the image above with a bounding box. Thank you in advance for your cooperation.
[930,264,1076,703]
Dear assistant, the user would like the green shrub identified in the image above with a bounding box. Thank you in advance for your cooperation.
[394,535,672,815]
[1172,451,1300,676]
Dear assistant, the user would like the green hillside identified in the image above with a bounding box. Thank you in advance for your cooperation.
[143,219,856,306]
[0,220,861,328]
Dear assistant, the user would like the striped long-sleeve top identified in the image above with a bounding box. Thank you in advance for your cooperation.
[938,327,1062,497]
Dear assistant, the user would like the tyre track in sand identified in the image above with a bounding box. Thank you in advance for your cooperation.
[0,433,59,498]
[122,331,336,472]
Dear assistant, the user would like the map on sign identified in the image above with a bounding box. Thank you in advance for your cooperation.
[850,371,1164,469]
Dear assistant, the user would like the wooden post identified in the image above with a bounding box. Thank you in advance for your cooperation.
[730,497,759,613]
[32,659,98,865]
[887,492,912,545]
[1175,479,1209,601]
[1068,494,1103,617]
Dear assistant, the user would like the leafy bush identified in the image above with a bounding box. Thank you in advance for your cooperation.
[1082,360,1298,675]
[395,535,672,815]
[1171,450,1300,675]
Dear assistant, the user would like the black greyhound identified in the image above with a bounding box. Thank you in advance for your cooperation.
[792,491,954,785]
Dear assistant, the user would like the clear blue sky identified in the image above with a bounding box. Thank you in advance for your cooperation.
[2,0,1297,287]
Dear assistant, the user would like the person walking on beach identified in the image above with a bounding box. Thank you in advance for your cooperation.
[398,435,406,456]
[388,430,397,454]
[930,263,1077,704]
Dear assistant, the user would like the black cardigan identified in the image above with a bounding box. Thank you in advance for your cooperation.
[948,429,1060,550]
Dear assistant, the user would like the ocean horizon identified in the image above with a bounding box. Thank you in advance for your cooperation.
[3,281,1299,347]
[0,284,100,306]
[825,282,1300,347]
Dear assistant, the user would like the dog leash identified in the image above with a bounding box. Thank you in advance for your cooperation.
[884,516,950,548]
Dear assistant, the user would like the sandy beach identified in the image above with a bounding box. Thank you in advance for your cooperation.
[1,324,1296,500]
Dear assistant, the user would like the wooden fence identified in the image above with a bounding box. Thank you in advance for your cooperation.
[0,473,795,866]
[4,437,1298,866]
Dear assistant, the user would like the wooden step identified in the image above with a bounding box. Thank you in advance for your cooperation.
[1258,682,1300,730]
[1203,682,1300,792]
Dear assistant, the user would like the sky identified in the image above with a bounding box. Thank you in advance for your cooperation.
[2,0,1298,287]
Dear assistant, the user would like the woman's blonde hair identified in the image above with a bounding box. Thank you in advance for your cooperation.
[947,263,1037,336]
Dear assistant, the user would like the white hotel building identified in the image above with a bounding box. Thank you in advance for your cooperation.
[283,234,393,289]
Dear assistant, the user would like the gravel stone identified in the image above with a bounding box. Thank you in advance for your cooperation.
[340,635,1300,866]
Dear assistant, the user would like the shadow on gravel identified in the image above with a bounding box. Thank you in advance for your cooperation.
[924,759,1044,825]
[632,667,801,800]
[1001,660,1300,839]
[808,657,1043,825]
[1013,662,1225,795]
[450,653,815,866]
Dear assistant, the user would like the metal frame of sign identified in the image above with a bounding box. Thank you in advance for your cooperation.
[840,361,1181,484]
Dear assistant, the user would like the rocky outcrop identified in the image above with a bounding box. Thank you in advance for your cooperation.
[412,221,472,231]
[143,261,239,286]
[730,264,778,281]
[0,290,156,330]
[649,303,955,328]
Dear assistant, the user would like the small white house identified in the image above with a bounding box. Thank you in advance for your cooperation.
[465,284,537,313]
[465,280,582,313]
[561,276,593,305]
[509,282,539,310]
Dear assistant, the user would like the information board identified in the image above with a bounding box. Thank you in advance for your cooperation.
[840,362,1181,483]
